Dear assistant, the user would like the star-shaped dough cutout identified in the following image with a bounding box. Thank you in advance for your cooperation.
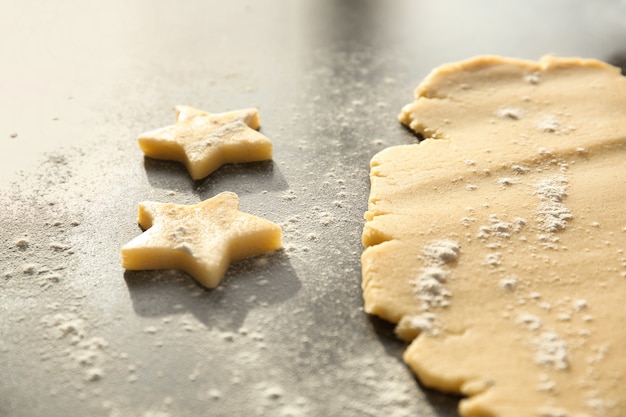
[121,192,282,288]
[138,106,273,180]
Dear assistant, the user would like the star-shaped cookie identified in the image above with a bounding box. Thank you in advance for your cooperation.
[138,106,273,180]
[121,192,282,288]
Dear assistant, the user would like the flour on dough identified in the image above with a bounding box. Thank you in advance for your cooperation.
[361,56,626,417]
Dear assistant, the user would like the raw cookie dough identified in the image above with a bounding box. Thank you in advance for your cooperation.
[362,56,626,417]
[121,192,282,288]
[138,106,273,180]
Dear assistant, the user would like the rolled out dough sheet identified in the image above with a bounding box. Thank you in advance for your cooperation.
[361,56,626,417]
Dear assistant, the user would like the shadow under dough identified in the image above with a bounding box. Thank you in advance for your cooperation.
[123,250,300,332]
[368,315,462,416]
[142,157,289,198]
[607,50,626,75]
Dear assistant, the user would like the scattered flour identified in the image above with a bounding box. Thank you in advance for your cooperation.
[395,313,439,340]
[497,107,523,120]
[534,176,572,233]
[516,313,542,331]
[536,115,576,135]
[485,252,502,267]
[412,267,451,310]
[280,190,297,201]
[532,332,569,370]
[477,215,525,240]
[420,239,460,264]
[207,388,222,400]
[573,299,588,311]
[396,239,461,334]
[498,177,519,188]
[411,240,460,311]
[253,381,310,417]
[525,72,541,84]
[143,326,159,335]
[340,355,431,417]
[511,164,530,174]
[499,276,517,291]
[586,395,614,414]
[41,311,109,381]
[42,312,87,344]
[537,115,561,133]
[536,374,556,392]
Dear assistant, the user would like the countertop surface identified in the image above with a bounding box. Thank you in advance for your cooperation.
[1,1,625,416]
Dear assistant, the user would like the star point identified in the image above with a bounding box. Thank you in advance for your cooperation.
[138,106,272,180]
[121,192,282,288]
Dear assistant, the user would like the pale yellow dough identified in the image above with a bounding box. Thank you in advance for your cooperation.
[121,192,282,288]
[362,56,626,417]
[138,106,273,180]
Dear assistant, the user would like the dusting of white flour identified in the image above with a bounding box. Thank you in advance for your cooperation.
[534,176,572,233]
[410,239,460,313]
[532,331,569,370]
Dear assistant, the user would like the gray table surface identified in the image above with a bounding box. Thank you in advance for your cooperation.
[1,1,625,416]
